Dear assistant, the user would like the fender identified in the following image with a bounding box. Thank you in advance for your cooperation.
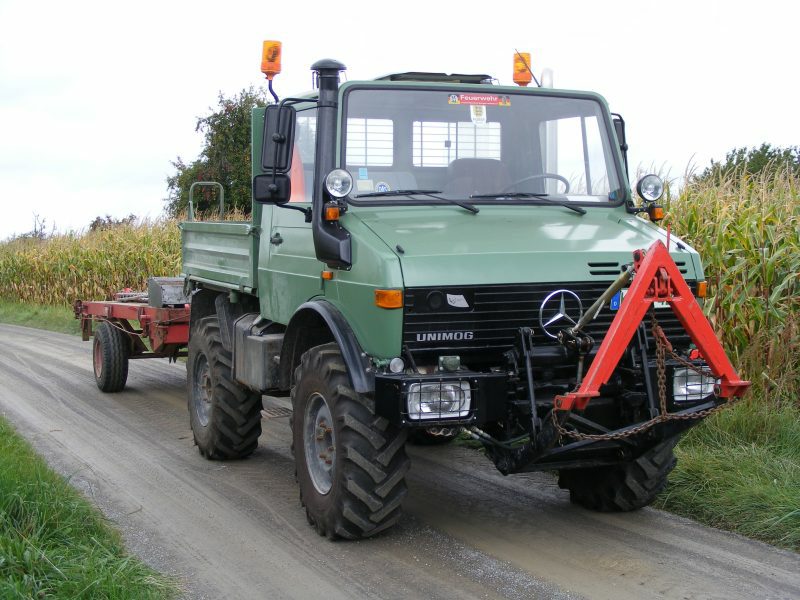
[279,299,373,394]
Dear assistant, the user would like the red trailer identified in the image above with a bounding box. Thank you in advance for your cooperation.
[74,278,190,392]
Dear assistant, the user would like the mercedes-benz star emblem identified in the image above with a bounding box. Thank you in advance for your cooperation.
[539,289,584,339]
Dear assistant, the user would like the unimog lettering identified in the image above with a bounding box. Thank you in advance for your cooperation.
[416,332,474,342]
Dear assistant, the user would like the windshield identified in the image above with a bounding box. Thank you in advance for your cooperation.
[342,87,623,205]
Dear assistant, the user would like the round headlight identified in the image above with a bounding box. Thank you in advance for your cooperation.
[389,357,405,374]
[636,174,664,202]
[325,169,353,198]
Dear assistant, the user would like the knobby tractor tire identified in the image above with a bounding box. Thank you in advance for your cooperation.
[292,343,410,540]
[93,321,130,393]
[187,316,262,460]
[557,436,679,512]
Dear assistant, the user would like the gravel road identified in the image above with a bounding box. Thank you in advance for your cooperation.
[0,324,797,599]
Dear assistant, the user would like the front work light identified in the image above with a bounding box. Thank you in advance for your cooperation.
[636,174,664,202]
[673,367,716,403]
[325,169,353,198]
[407,381,471,420]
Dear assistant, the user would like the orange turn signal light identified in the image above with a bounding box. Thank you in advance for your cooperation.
[261,40,282,79]
[696,281,707,298]
[321,271,334,281]
[324,205,341,221]
[513,51,532,87]
[648,204,665,221]
[374,289,403,309]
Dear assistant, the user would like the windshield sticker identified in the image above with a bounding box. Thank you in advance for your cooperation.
[470,104,487,125]
[356,179,374,192]
[375,181,391,192]
[448,93,511,107]
[358,167,369,180]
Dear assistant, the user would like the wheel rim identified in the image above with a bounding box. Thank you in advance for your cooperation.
[192,354,212,427]
[304,392,336,495]
[93,337,103,378]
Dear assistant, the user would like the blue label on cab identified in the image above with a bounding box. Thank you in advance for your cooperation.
[610,291,622,311]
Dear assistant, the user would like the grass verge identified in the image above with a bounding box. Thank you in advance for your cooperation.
[0,415,177,598]
[656,399,800,552]
[0,299,79,335]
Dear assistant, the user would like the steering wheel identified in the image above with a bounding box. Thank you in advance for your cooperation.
[501,173,570,194]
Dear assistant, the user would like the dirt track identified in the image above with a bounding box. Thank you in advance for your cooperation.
[1,324,797,599]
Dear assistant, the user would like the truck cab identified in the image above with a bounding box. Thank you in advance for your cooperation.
[180,54,725,540]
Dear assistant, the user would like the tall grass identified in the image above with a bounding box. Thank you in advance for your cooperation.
[0,415,176,598]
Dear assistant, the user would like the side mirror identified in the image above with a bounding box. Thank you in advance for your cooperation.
[253,174,291,204]
[611,112,629,177]
[261,105,296,172]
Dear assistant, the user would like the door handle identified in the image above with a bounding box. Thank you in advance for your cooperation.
[270,233,283,246]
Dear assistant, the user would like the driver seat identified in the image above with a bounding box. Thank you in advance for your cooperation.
[444,158,510,196]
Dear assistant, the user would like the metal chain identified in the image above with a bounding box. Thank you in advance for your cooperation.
[552,310,741,442]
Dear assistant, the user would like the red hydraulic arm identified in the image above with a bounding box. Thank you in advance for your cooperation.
[554,241,750,412]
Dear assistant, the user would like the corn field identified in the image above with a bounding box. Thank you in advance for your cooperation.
[665,168,799,401]
[1,174,797,399]
[0,220,181,305]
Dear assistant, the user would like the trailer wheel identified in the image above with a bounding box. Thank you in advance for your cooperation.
[557,436,679,512]
[292,343,409,540]
[93,321,129,393]
[187,316,262,460]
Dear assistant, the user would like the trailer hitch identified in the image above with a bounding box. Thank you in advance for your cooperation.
[554,240,750,413]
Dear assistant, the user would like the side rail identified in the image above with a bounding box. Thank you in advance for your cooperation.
[187,181,225,221]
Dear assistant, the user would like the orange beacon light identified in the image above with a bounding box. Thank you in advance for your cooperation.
[261,40,282,80]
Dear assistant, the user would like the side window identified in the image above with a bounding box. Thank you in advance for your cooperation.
[345,118,393,167]
[539,115,611,195]
[290,108,317,202]
[413,121,501,167]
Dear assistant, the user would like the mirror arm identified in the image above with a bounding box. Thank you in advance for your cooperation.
[276,203,312,223]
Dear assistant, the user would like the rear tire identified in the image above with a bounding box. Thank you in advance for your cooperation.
[557,436,679,512]
[187,316,262,460]
[292,343,410,539]
[93,321,129,393]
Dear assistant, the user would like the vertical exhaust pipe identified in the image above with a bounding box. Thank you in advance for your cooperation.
[310,59,351,269]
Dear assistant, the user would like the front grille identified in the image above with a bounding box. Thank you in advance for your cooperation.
[403,281,694,354]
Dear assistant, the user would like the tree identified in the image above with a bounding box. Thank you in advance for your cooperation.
[695,143,800,183]
[89,214,136,231]
[166,88,269,217]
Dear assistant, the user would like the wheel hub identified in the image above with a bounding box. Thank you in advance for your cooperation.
[193,355,212,427]
[304,392,335,494]
[93,338,103,378]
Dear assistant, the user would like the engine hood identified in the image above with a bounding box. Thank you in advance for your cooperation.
[353,205,700,287]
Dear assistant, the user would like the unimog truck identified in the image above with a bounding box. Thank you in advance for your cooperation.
[80,44,749,540]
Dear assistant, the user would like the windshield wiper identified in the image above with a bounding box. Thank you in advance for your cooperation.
[353,189,479,214]
[469,192,586,215]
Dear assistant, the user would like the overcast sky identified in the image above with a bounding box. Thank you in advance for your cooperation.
[1,0,797,239]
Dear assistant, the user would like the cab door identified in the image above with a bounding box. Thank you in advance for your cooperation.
[258,107,332,324]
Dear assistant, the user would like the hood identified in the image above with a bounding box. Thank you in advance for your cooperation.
[354,205,699,287]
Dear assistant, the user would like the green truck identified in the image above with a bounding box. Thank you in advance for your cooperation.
[172,55,741,540]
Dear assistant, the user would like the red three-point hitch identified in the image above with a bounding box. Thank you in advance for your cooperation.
[554,241,750,412]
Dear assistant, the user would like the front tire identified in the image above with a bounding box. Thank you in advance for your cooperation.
[292,343,410,539]
[187,316,262,459]
[557,436,679,511]
[93,321,129,393]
